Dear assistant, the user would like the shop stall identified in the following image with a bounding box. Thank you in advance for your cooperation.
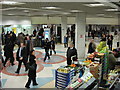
[55,41,120,90]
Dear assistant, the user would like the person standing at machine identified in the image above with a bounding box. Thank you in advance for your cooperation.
[15,42,28,74]
[50,38,56,55]
[25,50,38,89]
[44,38,51,62]
[66,43,78,65]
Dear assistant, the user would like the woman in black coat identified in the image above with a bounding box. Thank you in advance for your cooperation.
[25,50,38,89]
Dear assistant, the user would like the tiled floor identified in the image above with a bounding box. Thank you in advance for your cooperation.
[1,44,68,88]
[1,38,119,88]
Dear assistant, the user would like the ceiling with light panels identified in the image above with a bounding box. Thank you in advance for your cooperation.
[0,0,120,18]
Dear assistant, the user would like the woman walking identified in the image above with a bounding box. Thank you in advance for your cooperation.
[25,50,38,88]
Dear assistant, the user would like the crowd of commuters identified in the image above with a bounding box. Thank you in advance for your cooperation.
[1,26,120,88]
[1,28,57,88]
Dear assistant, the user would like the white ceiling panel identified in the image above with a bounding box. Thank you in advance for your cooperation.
[1,1,119,18]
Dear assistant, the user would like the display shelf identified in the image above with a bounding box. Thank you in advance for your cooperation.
[79,77,96,89]
[68,80,83,89]
[109,76,119,89]
[92,84,98,90]
[55,69,75,89]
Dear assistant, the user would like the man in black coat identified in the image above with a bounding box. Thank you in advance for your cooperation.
[10,31,16,45]
[44,38,51,62]
[25,36,32,62]
[107,35,114,50]
[66,43,78,65]
[15,42,28,74]
[3,41,15,67]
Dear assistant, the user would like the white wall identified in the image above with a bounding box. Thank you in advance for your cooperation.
[1,16,119,25]
[86,17,118,25]
[31,17,75,24]
[31,17,119,25]
[31,17,61,24]
[1,16,31,25]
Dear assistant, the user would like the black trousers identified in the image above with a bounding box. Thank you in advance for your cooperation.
[108,44,112,50]
[67,57,72,65]
[2,57,4,64]
[64,43,68,48]
[44,49,50,61]
[25,77,37,87]
[50,49,56,55]
[16,60,27,73]
[4,56,14,66]
[117,42,119,47]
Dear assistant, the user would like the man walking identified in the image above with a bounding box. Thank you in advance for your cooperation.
[15,42,28,74]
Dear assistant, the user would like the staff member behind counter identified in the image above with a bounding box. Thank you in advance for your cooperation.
[66,43,78,65]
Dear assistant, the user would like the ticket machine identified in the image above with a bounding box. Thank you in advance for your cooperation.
[44,28,50,40]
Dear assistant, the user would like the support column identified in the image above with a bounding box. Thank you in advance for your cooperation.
[118,7,120,30]
[61,16,67,43]
[75,13,86,59]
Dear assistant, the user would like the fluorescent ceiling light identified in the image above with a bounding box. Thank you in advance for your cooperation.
[62,12,71,15]
[0,1,25,5]
[104,16,113,18]
[105,9,118,11]
[0,1,17,4]
[30,9,39,11]
[23,10,29,13]
[2,7,39,11]
[8,14,15,15]
[84,4,105,7]
[96,14,104,16]
[43,14,48,16]
[42,7,61,9]
[2,7,17,11]
[70,10,83,13]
